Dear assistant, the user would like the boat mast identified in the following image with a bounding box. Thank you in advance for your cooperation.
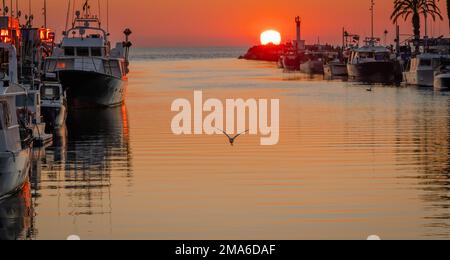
[65,0,71,33]
[83,0,89,17]
[43,0,47,27]
[71,0,75,27]
[98,0,101,27]
[370,0,375,40]
[107,0,109,32]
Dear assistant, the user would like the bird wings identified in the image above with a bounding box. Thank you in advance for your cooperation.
[216,128,249,141]
[231,130,249,140]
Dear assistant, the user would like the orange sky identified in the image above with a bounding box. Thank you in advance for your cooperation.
[21,0,450,46]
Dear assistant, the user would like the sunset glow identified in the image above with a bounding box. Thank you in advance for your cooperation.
[36,0,450,46]
[260,30,281,45]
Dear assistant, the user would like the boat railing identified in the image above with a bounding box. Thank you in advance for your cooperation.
[66,26,108,40]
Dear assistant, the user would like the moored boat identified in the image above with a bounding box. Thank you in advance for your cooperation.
[44,0,132,108]
[40,80,67,130]
[347,39,401,83]
[434,72,450,91]
[0,43,34,200]
[16,90,53,147]
[324,60,348,77]
[300,59,324,74]
[346,1,401,84]
[282,51,302,71]
[434,59,450,91]
[404,53,450,87]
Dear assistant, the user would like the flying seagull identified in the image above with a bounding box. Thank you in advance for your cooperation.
[217,129,249,146]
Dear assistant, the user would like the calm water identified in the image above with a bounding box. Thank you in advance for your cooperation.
[1,47,450,240]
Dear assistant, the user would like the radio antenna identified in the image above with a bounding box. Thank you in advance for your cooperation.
[370,0,375,39]
[107,0,109,32]
[98,0,101,27]
[43,0,47,27]
[65,0,71,32]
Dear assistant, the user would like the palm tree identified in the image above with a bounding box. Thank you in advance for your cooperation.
[447,0,450,28]
[391,0,443,41]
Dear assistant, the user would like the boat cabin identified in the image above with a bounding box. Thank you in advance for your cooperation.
[0,43,18,87]
[61,33,107,58]
[60,12,110,57]
[15,90,42,125]
[45,14,127,79]
[0,16,20,49]
[20,27,56,85]
[0,84,25,153]
[405,54,448,72]
[349,46,393,64]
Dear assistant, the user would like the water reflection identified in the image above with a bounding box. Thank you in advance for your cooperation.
[39,106,132,216]
[4,55,450,239]
[1,106,132,240]
[64,106,131,174]
[399,91,450,237]
[0,182,35,240]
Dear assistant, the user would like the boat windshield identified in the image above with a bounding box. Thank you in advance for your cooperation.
[375,52,389,61]
[62,47,105,57]
[64,47,75,56]
[77,47,90,57]
[358,52,373,59]
[356,51,389,61]
[41,86,61,101]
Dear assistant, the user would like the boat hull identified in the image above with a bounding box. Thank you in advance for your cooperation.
[404,70,434,87]
[324,63,348,77]
[282,56,301,71]
[348,61,401,84]
[300,60,324,74]
[0,148,31,200]
[57,70,127,108]
[434,74,450,91]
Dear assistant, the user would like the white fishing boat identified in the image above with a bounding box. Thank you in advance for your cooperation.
[44,0,132,108]
[0,43,33,200]
[347,1,401,83]
[324,60,348,77]
[404,53,450,87]
[434,72,450,91]
[347,39,401,83]
[16,90,53,147]
[324,51,348,78]
[300,59,324,74]
[434,59,450,91]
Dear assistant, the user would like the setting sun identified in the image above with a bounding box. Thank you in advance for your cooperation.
[260,30,281,45]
